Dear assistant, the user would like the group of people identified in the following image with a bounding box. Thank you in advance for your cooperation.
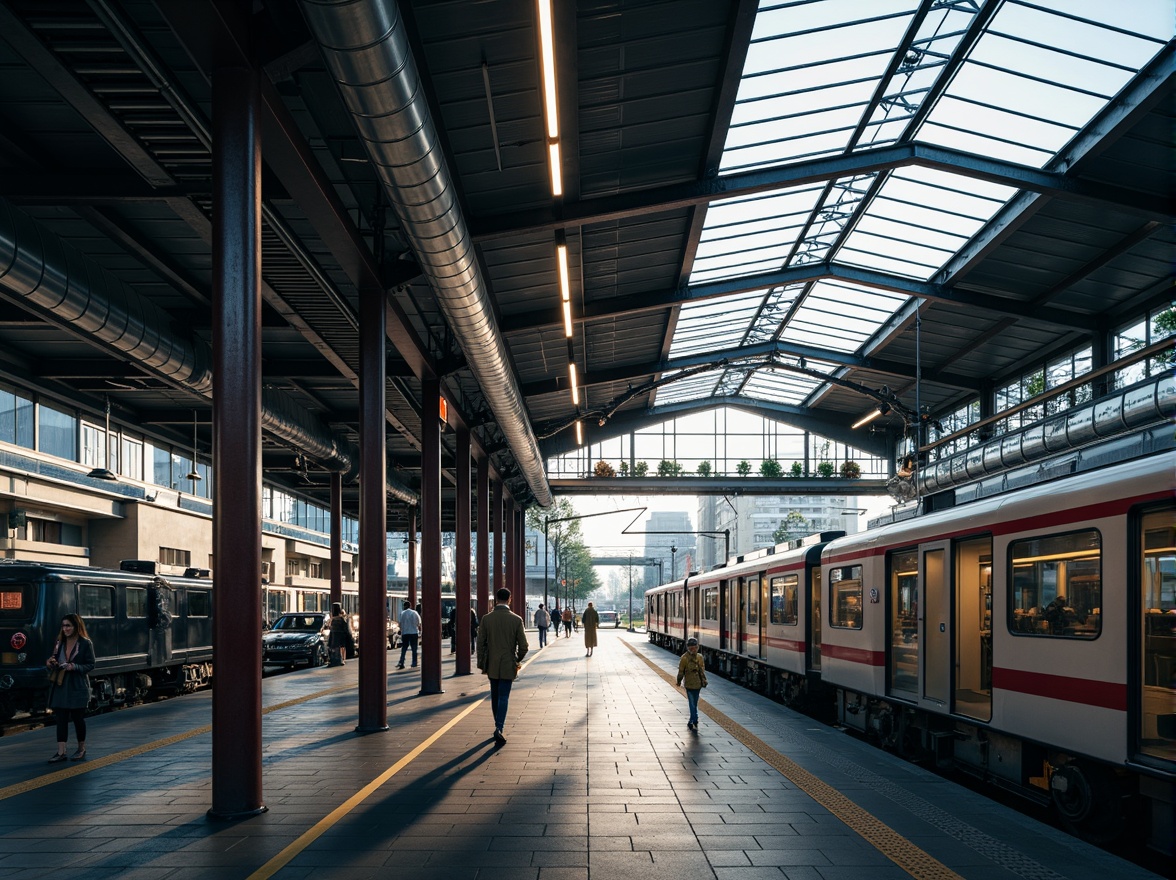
[43,597,703,765]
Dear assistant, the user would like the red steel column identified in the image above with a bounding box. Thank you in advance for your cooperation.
[504,497,514,608]
[420,377,443,694]
[356,286,388,733]
[516,507,526,614]
[476,457,489,619]
[492,479,503,598]
[209,63,264,819]
[329,471,342,606]
[407,507,417,607]
[454,425,471,675]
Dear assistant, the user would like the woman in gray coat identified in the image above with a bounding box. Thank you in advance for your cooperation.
[46,613,95,762]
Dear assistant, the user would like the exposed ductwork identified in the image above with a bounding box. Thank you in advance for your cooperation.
[915,373,1174,497]
[299,0,554,508]
[0,195,418,503]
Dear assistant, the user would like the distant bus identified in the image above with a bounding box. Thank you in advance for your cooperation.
[597,610,621,628]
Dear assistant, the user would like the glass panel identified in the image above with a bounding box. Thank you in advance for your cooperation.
[188,590,211,617]
[956,538,993,721]
[889,549,919,697]
[126,587,147,618]
[38,405,77,461]
[79,585,115,618]
[1140,508,1176,763]
[771,574,798,625]
[1008,530,1101,638]
[830,564,862,629]
[746,576,759,624]
[811,566,822,669]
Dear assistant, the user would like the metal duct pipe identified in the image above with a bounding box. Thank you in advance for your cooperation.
[917,374,1174,495]
[0,196,357,474]
[299,0,554,508]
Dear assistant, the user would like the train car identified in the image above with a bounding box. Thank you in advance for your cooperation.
[0,560,216,719]
[645,453,1175,850]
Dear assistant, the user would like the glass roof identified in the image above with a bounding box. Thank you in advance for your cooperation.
[656,0,1172,410]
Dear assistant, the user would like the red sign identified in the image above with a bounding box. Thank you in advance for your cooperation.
[10,632,26,650]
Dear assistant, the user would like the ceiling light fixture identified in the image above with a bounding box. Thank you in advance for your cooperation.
[569,362,580,406]
[536,0,558,139]
[186,410,202,484]
[575,419,583,446]
[852,401,891,430]
[557,243,570,301]
[562,299,573,337]
[548,142,563,197]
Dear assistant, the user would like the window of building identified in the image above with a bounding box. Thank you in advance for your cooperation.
[287,557,301,577]
[79,585,115,618]
[1114,304,1175,388]
[80,421,107,470]
[126,587,147,618]
[159,547,191,568]
[830,565,863,629]
[120,436,143,481]
[24,518,82,546]
[1008,530,1101,639]
[0,388,34,449]
[308,560,323,579]
[38,403,77,461]
[188,590,211,617]
[770,574,798,625]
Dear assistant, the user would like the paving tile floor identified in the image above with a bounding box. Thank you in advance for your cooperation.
[0,629,1164,880]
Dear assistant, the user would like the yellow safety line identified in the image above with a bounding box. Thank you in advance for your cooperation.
[0,683,354,802]
[625,641,964,880]
[249,650,543,880]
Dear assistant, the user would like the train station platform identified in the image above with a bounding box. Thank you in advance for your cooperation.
[0,628,1164,880]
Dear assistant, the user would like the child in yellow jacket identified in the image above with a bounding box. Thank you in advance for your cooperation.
[676,637,708,731]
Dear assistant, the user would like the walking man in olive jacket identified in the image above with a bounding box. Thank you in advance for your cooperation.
[476,588,529,745]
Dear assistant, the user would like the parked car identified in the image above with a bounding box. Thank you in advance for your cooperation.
[262,613,330,667]
[598,610,621,628]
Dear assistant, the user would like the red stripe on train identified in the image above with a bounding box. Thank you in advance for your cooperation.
[763,636,805,652]
[992,667,1126,711]
[822,643,885,666]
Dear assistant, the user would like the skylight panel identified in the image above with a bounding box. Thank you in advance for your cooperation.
[654,371,722,406]
[742,369,825,406]
[670,290,767,359]
[780,280,908,353]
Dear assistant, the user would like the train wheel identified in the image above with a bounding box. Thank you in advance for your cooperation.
[1051,761,1124,844]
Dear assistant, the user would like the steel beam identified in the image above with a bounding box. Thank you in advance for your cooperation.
[208,63,264,820]
[454,425,472,675]
[550,477,890,497]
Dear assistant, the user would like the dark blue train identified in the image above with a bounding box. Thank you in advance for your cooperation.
[0,560,215,720]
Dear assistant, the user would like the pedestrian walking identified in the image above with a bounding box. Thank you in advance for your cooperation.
[676,637,708,731]
[561,606,573,638]
[46,613,95,762]
[476,588,529,745]
[581,602,600,657]
[328,602,354,666]
[396,600,421,668]
[534,604,550,648]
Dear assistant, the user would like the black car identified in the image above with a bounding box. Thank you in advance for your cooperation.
[262,613,329,667]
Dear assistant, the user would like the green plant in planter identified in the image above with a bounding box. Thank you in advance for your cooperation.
[696,461,712,477]
[839,460,861,479]
[593,460,616,478]
[619,461,629,477]
[633,460,649,477]
[657,459,684,477]
[759,459,782,478]
[789,461,804,477]
[816,460,836,478]
[736,460,752,476]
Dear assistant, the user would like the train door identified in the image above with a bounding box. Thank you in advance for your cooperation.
[809,565,822,671]
[887,549,919,700]
[737,578,749,653]
[758,576,768,659]
[954,537,992,720]
[1138,505,1175,765]
[690,586,700,641]
[719,580,729,650]
[78,582,117,666]
[921,543,949,707]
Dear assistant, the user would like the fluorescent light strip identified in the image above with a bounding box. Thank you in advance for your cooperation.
[569,362,579,406]
[557,244,570,300]
[562,299,573,337]
[852,408,883,430]
[575,420,583,445]
[548,142,562,197]
[536,0,558,140]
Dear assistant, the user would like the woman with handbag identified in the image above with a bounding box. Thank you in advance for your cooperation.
[45,613,95,763]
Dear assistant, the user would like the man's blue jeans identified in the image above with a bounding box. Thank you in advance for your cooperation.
[398,633,418,667]
[489,677,514,732]
[538,625,548,647]
[685,688,700,726]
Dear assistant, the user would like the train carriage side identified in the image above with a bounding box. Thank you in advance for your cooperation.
[818,454,1174,844]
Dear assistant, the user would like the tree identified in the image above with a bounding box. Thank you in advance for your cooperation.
[562,538,601,607]
[772,511,809,544]
[760,459,782,478]
[736,459,752,476]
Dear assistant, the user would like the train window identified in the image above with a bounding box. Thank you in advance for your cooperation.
[126,587,147,618]
[747,577,759,624]
[79,585,115,618]
[889,549,919,697]
[0,583,33,619]
[770,575,798,625]
[830,565,863,629]
[188,590,211,617]
[1008,530,1101,639]
[703,588,718,621]
[1140,508,1175,763]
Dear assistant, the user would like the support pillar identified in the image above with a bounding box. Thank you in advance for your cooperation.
[455,426,471,675]
[356,286,388,733]
[420,377,443,694]
[504,499,514,610]
[407,507,417,607]
[476,457,489,619]
[492,479,503,598]
[517,507,526,614]
[209,63,265,819]
[329,471,342,606]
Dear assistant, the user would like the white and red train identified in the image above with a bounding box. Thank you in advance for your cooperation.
[646,453,1174,851]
